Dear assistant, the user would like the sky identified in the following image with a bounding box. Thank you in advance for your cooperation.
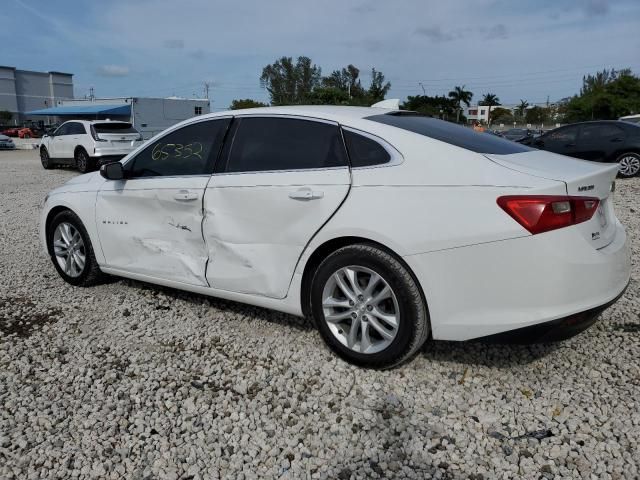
[2,0,639,110]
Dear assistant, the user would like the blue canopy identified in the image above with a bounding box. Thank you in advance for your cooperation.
[27,104,131,116]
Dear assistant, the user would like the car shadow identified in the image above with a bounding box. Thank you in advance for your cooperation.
[119,278,316,332]
[421,338,563,368]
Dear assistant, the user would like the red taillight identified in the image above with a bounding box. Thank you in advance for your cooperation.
[497,195,599,235]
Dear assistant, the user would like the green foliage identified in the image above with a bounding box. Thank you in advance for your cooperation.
[260,57,391,106]
[448,85,473,123]
[0,110,12,122]
[479,93,500,125]
[229,99,268,110]
[401,95,458,120]
[525,106,549,124]
[490,107,513,124]
[515,100,529,118]
[260,56,321,105]
[562,68,640,122]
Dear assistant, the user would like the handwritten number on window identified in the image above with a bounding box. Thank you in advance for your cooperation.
[152,142,203,161]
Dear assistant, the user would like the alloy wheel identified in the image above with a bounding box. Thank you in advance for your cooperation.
[321,265,400,354]
[619,155,640,177]
[53,222,86,277]
[76,152,87,171]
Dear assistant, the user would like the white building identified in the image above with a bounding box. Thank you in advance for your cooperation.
[28,96,210,139]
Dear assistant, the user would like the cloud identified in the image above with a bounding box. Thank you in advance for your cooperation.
[96,65,130,77]
[163,38,184,49]
[351,4,376,14]
[414,26,460,42]
[189,50,205,60]
[583,0,609,16]
[484,24,508,40]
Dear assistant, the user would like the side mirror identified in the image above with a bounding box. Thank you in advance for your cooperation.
[100,162,124,180]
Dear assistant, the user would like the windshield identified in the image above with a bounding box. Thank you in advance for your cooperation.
[94,123,139,134]
[367,113,532,154]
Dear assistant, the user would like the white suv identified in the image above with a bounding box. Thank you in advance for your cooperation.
[39,120,143,172]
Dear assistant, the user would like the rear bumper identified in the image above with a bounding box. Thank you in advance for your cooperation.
[475,283,627,343]
[404,220,631,341]
[94,144,140,158]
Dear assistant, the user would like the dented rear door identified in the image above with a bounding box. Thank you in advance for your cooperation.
[203,116,351,298]
[95,118,231,285]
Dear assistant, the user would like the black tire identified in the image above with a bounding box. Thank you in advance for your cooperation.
[616,152,640,178]
[310,244,430,369]
[47,210,105,287]
[40,147,52,169]
[75,148,94,173]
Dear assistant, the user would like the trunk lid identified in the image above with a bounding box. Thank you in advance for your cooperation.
[486,150,618,249]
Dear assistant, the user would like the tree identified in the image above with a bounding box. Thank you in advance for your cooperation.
[401,95,458,120]
[260,56,321,105]
[515,99,529,118]
[229,99,268,110]
[322,64,364,99]
[306,87,350,105]
[525,106,549,125]
[489,107,514,124]
[562,68,640,122]
[479,93,500,125]
[0,110,12,123]
[447,85,473,123]
[367,68,391,103]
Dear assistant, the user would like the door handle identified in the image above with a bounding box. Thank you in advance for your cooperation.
[174,190,199,201]
[289,187,324,200]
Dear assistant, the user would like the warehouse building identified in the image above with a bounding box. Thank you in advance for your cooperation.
[0,66,73,124]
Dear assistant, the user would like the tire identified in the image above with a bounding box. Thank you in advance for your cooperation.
[617,152,640,178]
[75,148,94,173]
[40,148,52,169]
[310,244,430,369]
[47,210,105,287]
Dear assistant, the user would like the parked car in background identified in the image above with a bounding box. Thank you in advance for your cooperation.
[40,106,630,368]
[502,128,533,142]
[619,114,640,125]
[17,127,37,138]
[2,128,20,137]
[528,120,640,178]
[0,134,15,149]
[39,120,143,173]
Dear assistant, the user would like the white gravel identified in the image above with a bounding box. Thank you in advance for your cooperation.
[1,150,639,479]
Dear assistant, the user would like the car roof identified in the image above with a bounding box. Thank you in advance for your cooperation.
[203,105,401,123]
[61,119,132,125]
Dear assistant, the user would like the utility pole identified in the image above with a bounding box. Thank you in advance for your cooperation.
[419,82,426,95]
[89,87,95,101]
[203,82,210,100]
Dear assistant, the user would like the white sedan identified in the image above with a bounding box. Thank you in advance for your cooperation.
[40,106,631,368]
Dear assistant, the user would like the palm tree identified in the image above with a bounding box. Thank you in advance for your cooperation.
[516,99,529,119]
[480,93,500,126]
[448,85,473,123]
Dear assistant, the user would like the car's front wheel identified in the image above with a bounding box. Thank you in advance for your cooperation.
[310,244,430,369]
[75,148,94,173]
[617,152,640,178]
[47,210,104,286]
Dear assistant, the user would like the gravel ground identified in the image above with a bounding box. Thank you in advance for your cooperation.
[1,150,639,479]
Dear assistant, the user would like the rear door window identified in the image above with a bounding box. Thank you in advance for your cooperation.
[343,130,391,167]
[367,113,532,154]
[127,118,230,178]
[579,124,624,141]
[222,117,348,173]
[69,122,86,135]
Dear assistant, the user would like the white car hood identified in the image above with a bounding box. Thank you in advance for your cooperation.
[49,171,105,196]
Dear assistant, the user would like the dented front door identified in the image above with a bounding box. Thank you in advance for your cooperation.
[96,176,210,285]
[94,117,231,286]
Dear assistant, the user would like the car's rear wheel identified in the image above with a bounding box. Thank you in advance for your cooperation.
[617,152,640,178]
[40,148,52,169]
[310,244,429,369]
[47,210,104,287]
[75,148,94,173]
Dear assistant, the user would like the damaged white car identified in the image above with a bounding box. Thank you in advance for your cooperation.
[40,106,631,368]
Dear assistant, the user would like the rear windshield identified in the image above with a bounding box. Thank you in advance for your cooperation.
[93,123,139,134]
[367,113,532,154]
